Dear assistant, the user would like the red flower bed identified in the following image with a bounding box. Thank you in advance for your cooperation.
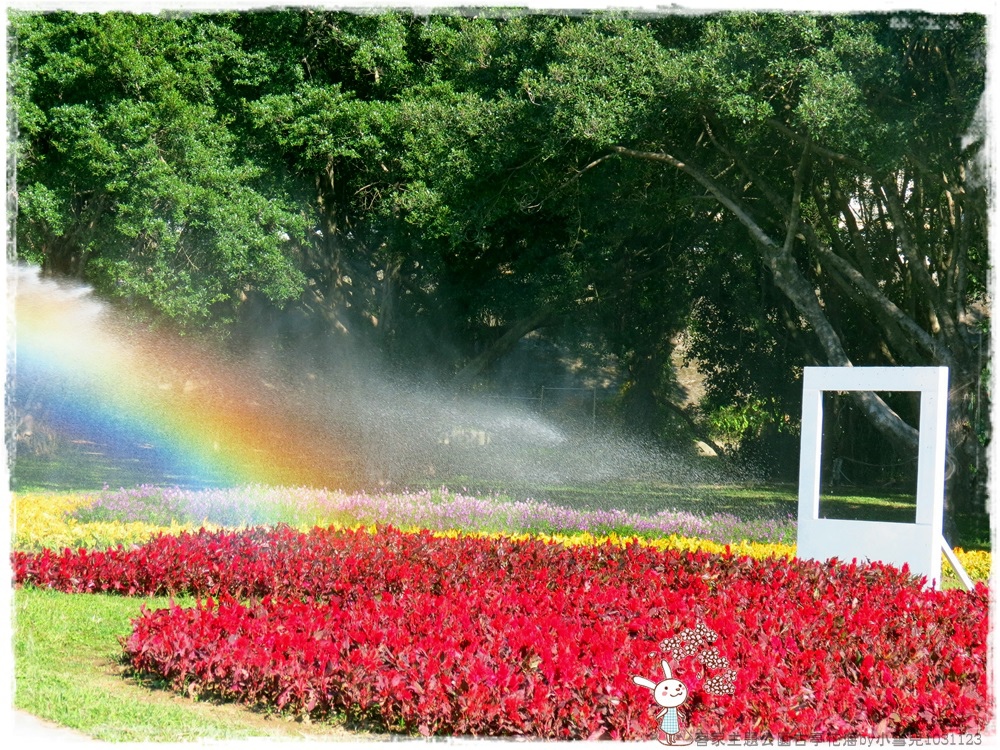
[13,526,991,740]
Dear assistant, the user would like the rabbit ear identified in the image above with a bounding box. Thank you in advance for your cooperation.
[633,675,657,690]
[661,660,673,679]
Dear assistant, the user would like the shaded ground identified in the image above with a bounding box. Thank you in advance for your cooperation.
[11,440,208,491]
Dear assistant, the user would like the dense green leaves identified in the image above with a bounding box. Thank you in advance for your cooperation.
[11,12,306,327]
[10,10,989,513]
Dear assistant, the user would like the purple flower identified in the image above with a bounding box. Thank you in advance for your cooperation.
[74,484,796,546]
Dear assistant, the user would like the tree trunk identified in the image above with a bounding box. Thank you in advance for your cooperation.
[943,351,990,540]
[452,304,556,389]
[660,398,728,458]
[610,144,921,454]
[311,159,351,335]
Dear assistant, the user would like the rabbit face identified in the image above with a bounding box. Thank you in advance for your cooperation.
[653,678,688,708]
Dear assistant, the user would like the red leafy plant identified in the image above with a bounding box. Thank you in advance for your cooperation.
[14,525,991,739]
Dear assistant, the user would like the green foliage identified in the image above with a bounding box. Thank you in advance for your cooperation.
[707,398,789,448]
[11,12,305,328]
[9,10,989,509]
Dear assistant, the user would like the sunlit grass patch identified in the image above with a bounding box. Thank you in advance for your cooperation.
[13,587,371,741]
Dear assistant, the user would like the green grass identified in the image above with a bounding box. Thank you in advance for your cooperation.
[13,587,374,742]
[11,447,213,492]
[533,482,798,517]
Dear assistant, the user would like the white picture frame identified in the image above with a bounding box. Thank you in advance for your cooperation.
[796,367,949,588]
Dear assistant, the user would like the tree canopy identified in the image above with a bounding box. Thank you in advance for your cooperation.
[10,9,990,521]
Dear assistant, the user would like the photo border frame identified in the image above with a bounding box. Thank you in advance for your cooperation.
[796,366,949,588]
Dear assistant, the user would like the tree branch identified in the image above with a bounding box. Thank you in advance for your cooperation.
[804,227,952,367]
[766,119,869,172]
[452,304,557,389]
[810,186,924,365]
[609,145,781,255]
[879,182,955,340]
[610,143,920,452]
[782,143,810,255]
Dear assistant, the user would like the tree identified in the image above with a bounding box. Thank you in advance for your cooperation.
[532,12,989,522]
[396,13,708,412]
[10,12,306,328]
[11,10,989,522]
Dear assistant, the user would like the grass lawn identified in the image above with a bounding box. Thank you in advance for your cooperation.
[11,446,210,493]
[13,587,376,742]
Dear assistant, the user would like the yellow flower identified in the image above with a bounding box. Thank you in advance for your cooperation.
[11,492,218,551]
[946,548,991,583]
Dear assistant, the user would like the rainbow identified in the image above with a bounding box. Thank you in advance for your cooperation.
[10,265,358,489]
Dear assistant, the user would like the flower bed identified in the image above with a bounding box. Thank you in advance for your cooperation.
[14,525,990,740]
[12,490,989,586]
[67,484,798,545]
[11,492,220,552]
